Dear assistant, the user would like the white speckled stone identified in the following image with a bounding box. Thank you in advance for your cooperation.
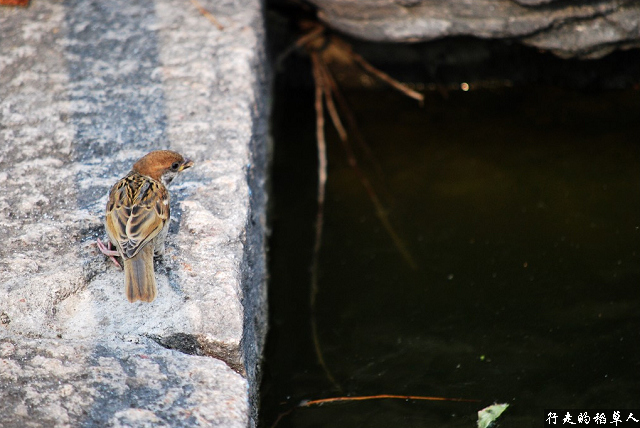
[0,0,268,426]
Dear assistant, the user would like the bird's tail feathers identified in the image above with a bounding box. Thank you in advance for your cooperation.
[124,244,157,303]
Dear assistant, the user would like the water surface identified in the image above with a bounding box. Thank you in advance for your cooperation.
[262,84,640,427]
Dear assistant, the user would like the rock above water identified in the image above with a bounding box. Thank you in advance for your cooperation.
[309,0,640,58]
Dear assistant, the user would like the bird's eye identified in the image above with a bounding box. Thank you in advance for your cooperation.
[171,162,180,170]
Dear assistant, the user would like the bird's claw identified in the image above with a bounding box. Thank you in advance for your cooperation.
[97,238,122,269]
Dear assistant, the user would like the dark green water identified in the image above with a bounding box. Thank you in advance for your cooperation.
[261,84,640,427]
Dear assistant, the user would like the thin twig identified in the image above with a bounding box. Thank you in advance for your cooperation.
[316,58,418,270]
[276,25,325,68]
[317,55,384,176]
[302,394,481,406]
[318,62,348,143]
[190,0,224,30]
[270,393,480,428]
[309,51,340,391]
[349,49,424,104]
[269,407,295,428]
[306,27,420,396]
[296,24,326,49]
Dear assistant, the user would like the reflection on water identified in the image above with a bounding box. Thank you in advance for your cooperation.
[261,84,640,427]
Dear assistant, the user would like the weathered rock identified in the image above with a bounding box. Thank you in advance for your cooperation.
[309,0,640,58]
[0,0,268,426]
[0,338,248,428]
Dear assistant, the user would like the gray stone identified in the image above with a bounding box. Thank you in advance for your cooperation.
[0,338,248,428]
[0,0,268,426]
[310,0,640,58]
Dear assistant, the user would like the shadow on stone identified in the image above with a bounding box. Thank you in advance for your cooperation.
[148,333,245,376]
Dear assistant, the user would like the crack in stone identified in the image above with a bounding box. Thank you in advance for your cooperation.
[146,333,245,377]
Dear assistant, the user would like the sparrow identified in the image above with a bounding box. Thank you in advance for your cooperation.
[97,150,194,302]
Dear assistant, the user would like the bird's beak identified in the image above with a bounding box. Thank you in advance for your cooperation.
[180,159,194,171]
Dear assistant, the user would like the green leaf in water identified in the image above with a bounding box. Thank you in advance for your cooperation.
[477,403,509,428]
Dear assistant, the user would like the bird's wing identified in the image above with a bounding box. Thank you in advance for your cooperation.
[105,173,169,259]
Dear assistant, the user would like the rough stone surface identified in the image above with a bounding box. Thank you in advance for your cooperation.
[0,338,247,428]
[310,0,640,58]
[0,0,268,426]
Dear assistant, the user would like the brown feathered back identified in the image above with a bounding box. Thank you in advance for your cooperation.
[105,172,169,259]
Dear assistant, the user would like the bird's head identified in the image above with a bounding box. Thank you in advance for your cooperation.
[132,150,194,186]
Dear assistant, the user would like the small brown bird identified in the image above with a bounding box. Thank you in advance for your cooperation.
[97,150,194,302]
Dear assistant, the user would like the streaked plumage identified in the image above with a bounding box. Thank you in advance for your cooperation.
[100,150,193,302]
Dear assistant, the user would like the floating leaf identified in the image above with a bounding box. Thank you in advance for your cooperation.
[477,403,509,428]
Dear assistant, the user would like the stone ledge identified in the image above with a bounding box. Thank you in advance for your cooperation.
[0,337,248,428]
[0,0,268,426]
